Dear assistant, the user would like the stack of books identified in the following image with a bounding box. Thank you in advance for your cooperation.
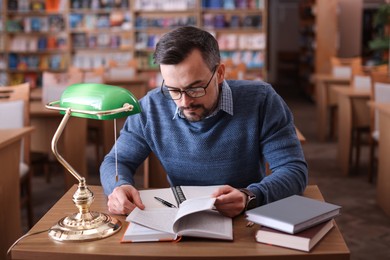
[246,195,341,252]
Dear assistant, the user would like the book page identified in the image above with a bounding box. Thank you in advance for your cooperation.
[174,210,233,240]
[127,207,177,234]
[139,188,178,208]
[173,196,216,224]
[181,185,223,199]
[127,195,232,240]
[138,186,223,208]
[122,222,177,242]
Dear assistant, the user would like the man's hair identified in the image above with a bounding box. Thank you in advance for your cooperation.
[153,26,220,71]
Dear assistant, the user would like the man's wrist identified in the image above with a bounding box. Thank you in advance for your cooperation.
[239,188,257,212]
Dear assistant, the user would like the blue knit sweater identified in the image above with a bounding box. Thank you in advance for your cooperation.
[100,80,308,207]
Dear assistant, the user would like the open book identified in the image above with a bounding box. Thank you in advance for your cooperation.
[122,186,233,242]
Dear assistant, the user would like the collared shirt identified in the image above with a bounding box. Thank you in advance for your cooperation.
[173,80,234,120]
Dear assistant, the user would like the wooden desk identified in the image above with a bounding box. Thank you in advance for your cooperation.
[10,185,350,260]
[334,87,371,176]
[314,74,350,141]
[0,127,33,260]
[370,103,390,216]
[30,101,87,190]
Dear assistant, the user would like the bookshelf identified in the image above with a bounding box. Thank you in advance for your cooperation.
[1,0,268,88]
[69,0,133,72]
[298,0,339,99]
[298,0,316,98]
[202,0,266,80]
[3,0,70,87]
[0,0,6,85]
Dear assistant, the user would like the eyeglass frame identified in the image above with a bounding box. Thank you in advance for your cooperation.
[160,65,218,100]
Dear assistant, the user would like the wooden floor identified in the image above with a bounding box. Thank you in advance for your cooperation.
[22,85,390,260]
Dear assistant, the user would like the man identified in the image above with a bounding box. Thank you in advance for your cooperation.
[100,26,308,218]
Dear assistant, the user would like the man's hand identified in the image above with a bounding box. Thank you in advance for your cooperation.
[107,184,145,215]
[212,185,246,218]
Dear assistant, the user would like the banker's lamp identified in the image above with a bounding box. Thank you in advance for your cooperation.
[45,83,141,241]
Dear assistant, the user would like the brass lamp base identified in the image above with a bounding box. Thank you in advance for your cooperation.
[48,212,121,242]
[48,179,121,242]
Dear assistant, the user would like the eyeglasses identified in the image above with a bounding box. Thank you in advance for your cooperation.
[161,65,218,100]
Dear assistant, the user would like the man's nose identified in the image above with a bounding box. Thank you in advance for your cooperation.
[180,92,194,106]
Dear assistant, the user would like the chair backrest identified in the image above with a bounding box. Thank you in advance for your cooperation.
[224,59,247,80]
[370,73,390,133]
[330,57,363,77]
[0,82,31,163]
[352,72,372,91]
[42,70,83,105]
[83,67,105,84]
[364,64,389,74]
[332,65,352,78]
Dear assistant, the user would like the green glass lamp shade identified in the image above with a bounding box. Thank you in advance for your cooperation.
[49,83,141,120]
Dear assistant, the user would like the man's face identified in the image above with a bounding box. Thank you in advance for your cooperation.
[160,49,224,122]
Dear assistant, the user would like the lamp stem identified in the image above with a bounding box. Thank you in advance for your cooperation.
[51,108,84,182]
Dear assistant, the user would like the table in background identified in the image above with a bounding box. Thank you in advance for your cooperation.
[295,127,306,144]
[30,100,87,190]
[10,185,350,260]
[370,103,390,216]
[0,127,33,260]
[333,87,371,176]
[314,74,350,141]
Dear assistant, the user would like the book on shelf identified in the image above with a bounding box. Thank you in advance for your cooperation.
[122,185,233,242]
[246,195,341,234]
[255,219,335,252]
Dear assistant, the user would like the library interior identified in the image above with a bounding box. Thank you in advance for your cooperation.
[1,0,390,260]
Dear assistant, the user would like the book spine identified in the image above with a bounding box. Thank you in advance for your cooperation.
[171,186,187,205]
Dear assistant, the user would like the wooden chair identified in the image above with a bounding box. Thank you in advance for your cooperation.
[41,70,83,182]
[224,59,247,80]
[82,68,106,166]
[327,57,363,139]
[0,83,34,228]
[363,64,389,74]
[42,70,83,105]
[330,56,362,75]
[368,73,390,182]
[348,72,372,174]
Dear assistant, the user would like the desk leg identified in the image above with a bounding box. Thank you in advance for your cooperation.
[62,117,87,190]
[316,80,328,141]
[338,94,352,176]
[377,112,390,216]
[0,142,22,259]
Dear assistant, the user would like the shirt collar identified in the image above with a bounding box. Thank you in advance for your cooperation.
[173,80,233,120]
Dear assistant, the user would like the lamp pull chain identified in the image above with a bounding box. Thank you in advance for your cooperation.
[114,118,118,182]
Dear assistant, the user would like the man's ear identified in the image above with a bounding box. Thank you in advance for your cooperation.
[217,63,226,83]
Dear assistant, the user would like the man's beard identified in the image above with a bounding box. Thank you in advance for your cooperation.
[179,104,211,122]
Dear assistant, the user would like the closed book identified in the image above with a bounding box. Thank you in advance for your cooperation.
[255,220,334,252]
[246,195,341,234]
